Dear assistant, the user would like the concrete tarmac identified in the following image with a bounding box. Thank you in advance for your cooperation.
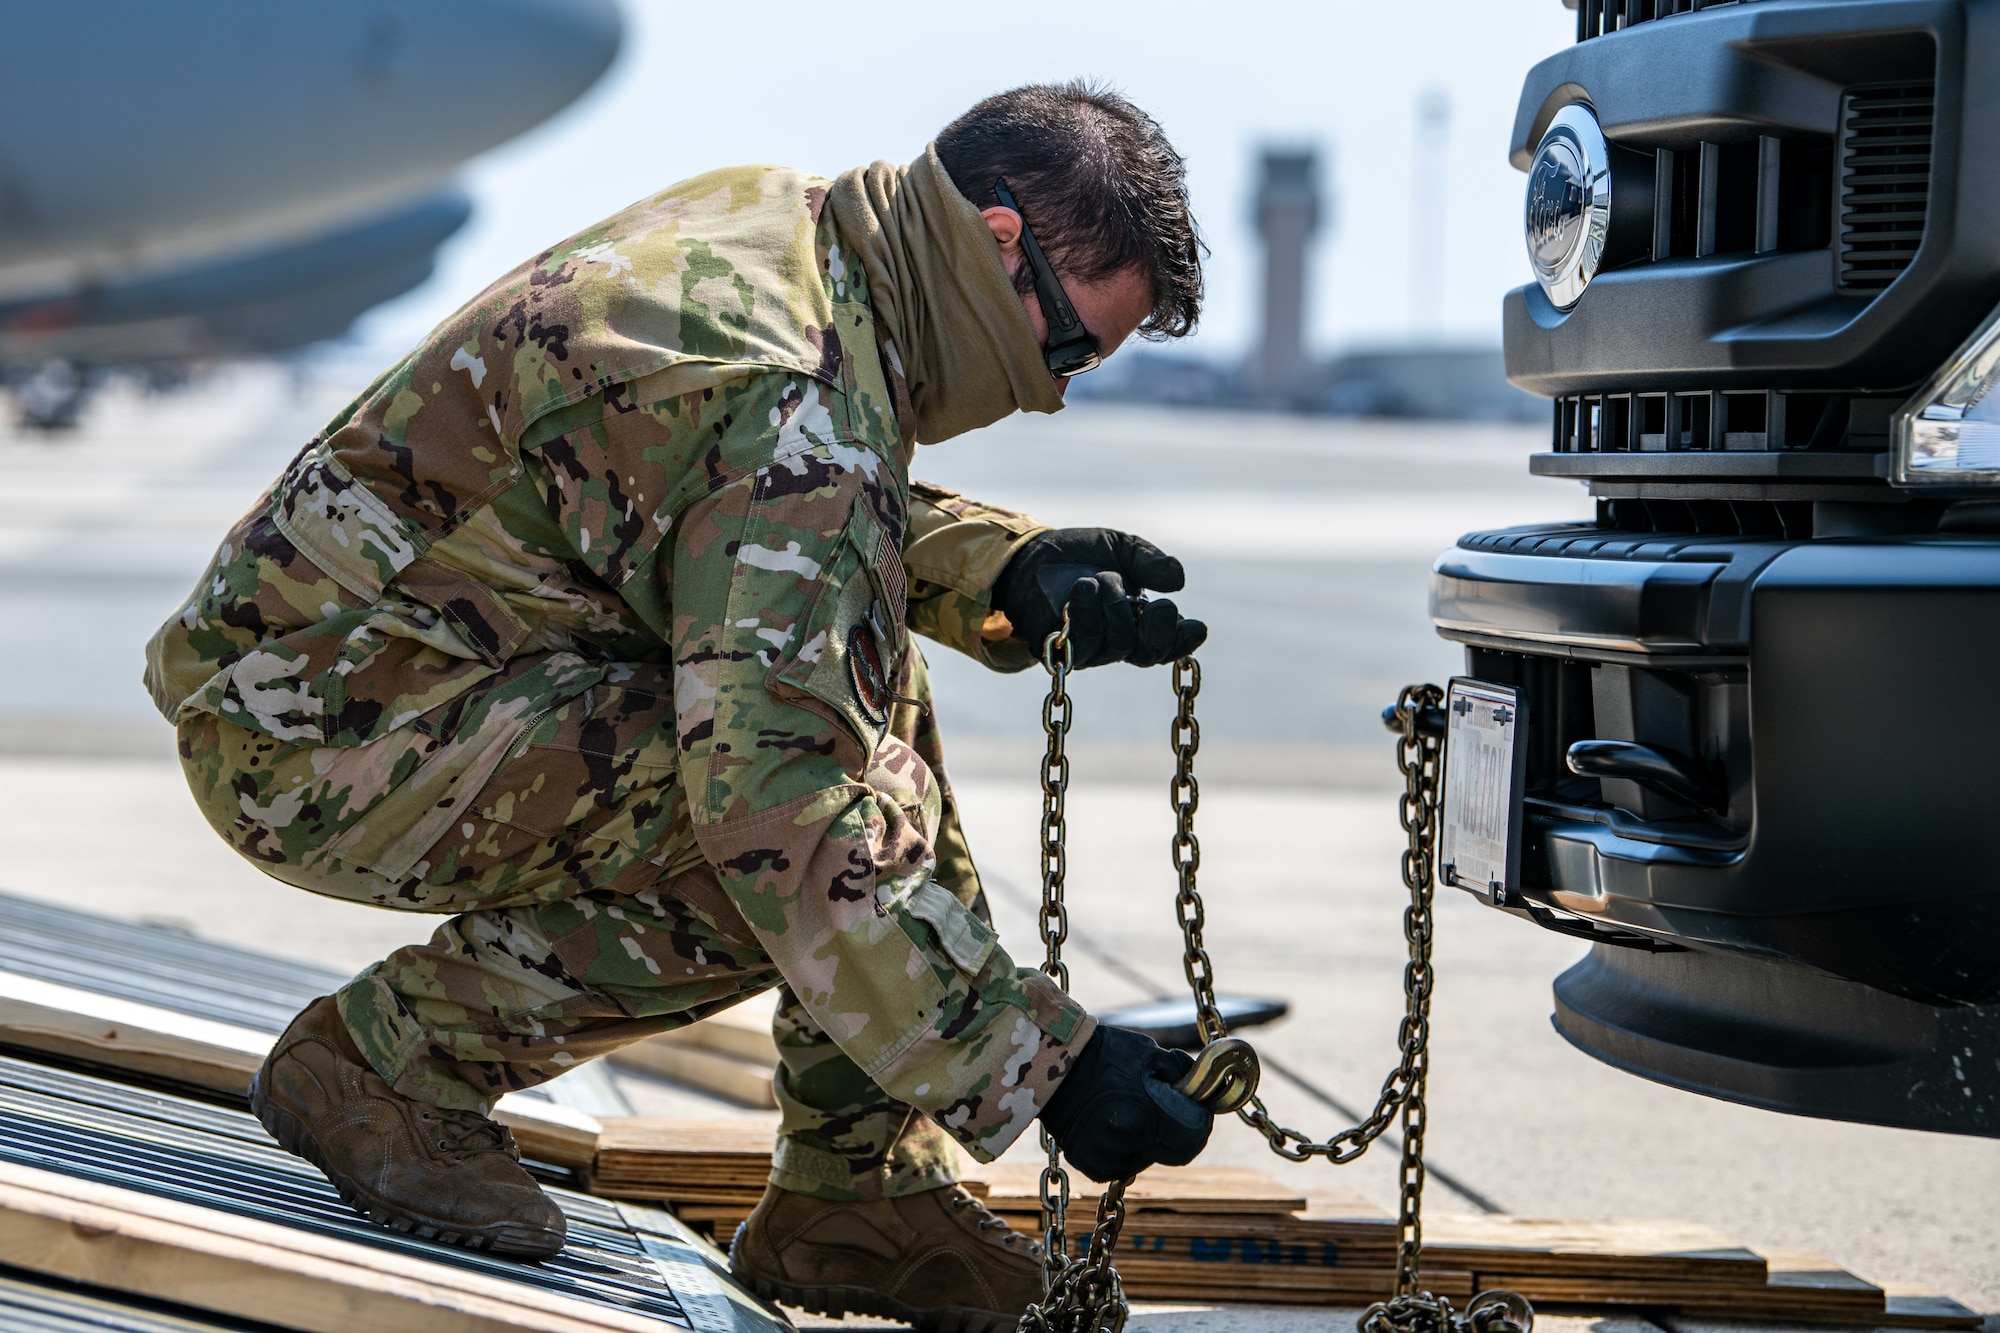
[1,371,1994,1326]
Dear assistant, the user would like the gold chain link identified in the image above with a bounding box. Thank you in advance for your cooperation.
[1175,680,1445,1177]
[1022,643,1528,1333]
[1032,617,1075,1296]
[1022,618,1134,1333]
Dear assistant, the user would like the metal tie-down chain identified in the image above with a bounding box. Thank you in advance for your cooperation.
[1020,616,1134,1333]
[1019,622,1533,1333]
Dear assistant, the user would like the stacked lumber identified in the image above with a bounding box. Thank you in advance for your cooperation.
[970,1160,1981,1326]
[592,1117,778,1237]
[584,1128,1981,1327]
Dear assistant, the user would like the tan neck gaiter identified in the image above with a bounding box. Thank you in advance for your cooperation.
[828,144,1064,445]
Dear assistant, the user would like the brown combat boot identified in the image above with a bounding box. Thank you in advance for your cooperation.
[248,995,567,1259]
[729,1181,1044,1332]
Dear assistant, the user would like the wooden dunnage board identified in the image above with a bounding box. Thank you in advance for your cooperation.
[592,1117,777,1196]
[973,1159,1312,1216]
[591,1120,1981,1327]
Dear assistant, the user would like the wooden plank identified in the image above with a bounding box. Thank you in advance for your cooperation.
[1102,1284,1363,1307]
[1490,1276,1882,1320]
[1422,1213,1763,1277]
[494,1100,602,1173]
[0,968,266,1093]
[1761,1246,1887,1296]
[1487,1249,1885,1322]
[984,1210,1763,1283]
[1080,1256,1473,1293]
[1114,1268,1478,1301]
[0,968,603,1171]
[595,1118,775,1158]
[972,1160,1310,1216]
[0,1158,686,1333]
[592,1117,774,1193]
[1879,1283,1989,1330]
[605,1041,775,1109]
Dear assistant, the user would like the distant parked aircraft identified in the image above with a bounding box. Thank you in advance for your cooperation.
[0,0,622,427]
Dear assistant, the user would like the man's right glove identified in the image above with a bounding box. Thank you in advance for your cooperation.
[1037,1024,1214,1183]
[991,527,1207,669]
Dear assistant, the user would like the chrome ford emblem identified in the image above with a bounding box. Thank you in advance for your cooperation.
[1525,104,1611,310]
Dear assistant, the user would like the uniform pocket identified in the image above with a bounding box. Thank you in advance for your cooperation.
[271,438,530,670]
[774,501,908,756]
[315,653,607,883]
[271,438,426,601]
[904,879,998,976]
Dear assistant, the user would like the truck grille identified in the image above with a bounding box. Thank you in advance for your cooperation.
[1549,389,1906,456]
[1838,84,1935,290]
[1551,389,1833,453]
[1576,0,1737,42]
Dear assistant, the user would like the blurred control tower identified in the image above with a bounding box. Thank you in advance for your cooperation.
[1247,147,1326,408]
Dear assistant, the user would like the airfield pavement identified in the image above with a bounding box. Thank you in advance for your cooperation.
[1,367,1994,1328]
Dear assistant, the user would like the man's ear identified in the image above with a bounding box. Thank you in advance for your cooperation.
[981,205,1024,252]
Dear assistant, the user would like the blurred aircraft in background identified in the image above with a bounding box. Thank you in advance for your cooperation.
[0,0,622,428]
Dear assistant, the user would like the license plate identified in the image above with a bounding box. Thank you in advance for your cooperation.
[1439,678,1526,906]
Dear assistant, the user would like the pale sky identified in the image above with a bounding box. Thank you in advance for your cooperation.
[350,0,1576,366]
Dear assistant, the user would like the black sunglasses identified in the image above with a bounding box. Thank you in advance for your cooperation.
[993,177,1102,379]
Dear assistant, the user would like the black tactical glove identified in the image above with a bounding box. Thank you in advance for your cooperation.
[991,528,1207,669]
[1037,1025,1213,1183]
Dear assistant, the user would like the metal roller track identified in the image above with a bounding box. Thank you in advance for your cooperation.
[0,1053,784,1332]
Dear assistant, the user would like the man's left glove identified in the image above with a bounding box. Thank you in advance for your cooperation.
[991,527,1207,668]
[1037,1025,1213,1183]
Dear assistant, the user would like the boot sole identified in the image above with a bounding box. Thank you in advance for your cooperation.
[733,1270,1016,1333]
[248,1068,565,1261]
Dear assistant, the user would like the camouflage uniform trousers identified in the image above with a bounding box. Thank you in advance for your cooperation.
[180,643,987,1202]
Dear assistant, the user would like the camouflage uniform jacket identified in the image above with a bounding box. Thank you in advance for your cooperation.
[143,165,1093,1160]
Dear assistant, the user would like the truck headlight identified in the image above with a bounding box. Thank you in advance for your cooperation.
[1525,105,1611,311]
[1894,303,2000,484]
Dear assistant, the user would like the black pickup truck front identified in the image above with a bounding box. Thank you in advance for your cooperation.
[1451,0,2000,1137]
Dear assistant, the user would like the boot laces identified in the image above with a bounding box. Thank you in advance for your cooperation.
[949,1187,1037,1252]
[415,1106,517,1162]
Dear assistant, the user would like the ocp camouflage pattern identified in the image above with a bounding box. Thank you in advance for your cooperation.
[147,164,1088,1183]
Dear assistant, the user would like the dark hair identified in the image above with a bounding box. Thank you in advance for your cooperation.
[936,80,1205,340]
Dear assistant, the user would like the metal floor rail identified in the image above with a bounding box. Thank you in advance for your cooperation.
[0,1052,781,1331]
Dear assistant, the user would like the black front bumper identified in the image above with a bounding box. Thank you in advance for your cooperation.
[1434,522,2000,1134]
